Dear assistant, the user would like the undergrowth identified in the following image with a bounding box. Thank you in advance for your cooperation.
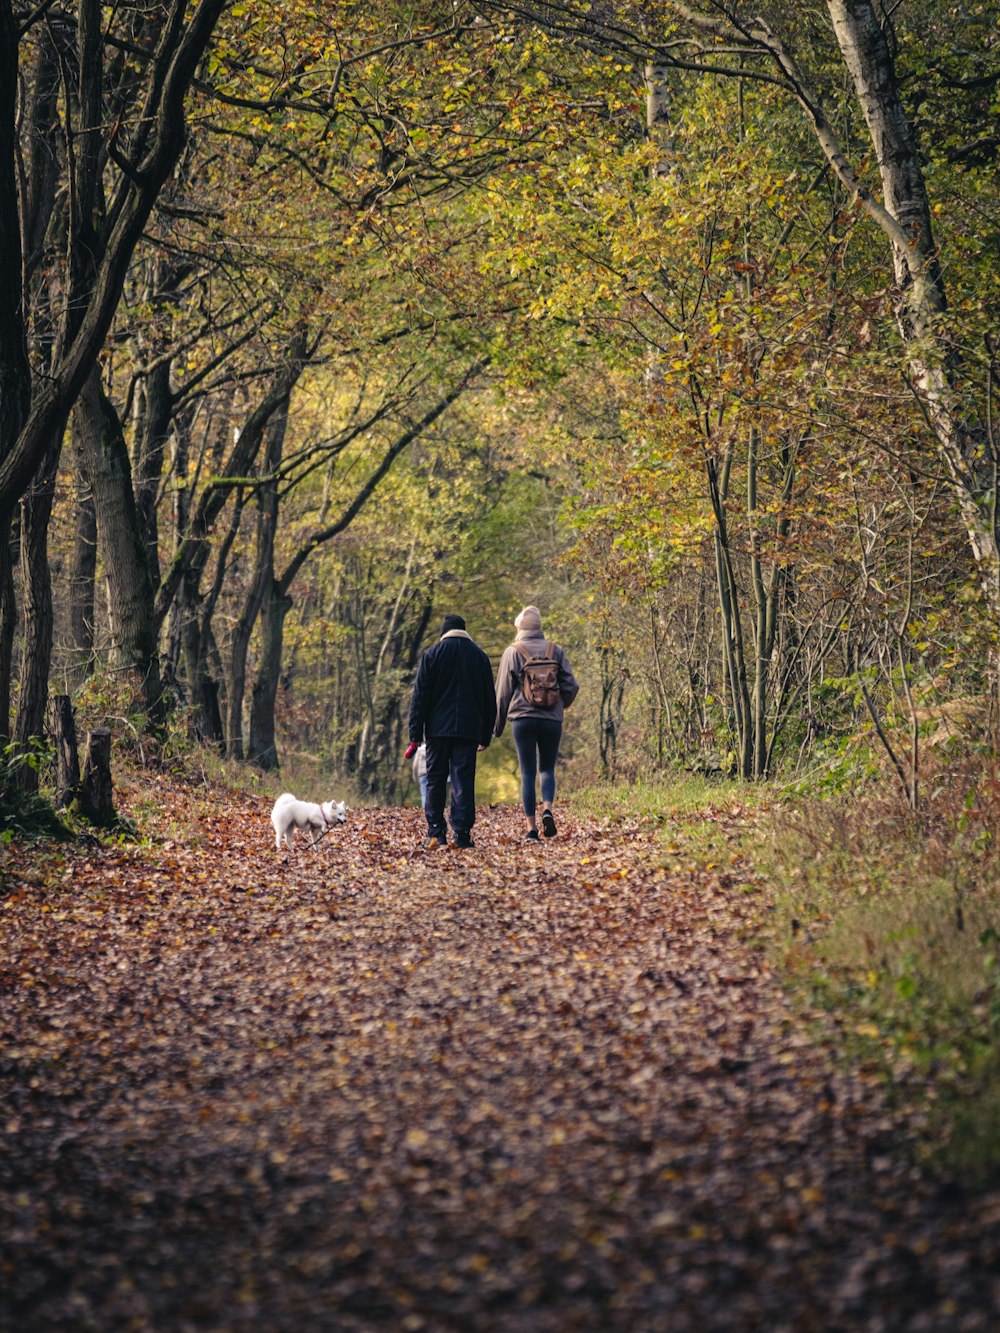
[758,763,1000,1187]
[572,763,1000,1188]
[0,747,72,842]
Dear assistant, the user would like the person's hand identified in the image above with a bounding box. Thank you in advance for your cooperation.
[477,743,488,752]
[404,741,418,760]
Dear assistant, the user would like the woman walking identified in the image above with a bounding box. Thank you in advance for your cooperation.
[494,606,579,841]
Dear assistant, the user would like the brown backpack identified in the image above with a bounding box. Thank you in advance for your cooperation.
[515,640,561,709]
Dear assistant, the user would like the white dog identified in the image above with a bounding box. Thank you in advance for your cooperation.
[271,792,347,852]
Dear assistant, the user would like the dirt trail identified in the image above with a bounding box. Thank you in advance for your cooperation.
[1,780,998,1330]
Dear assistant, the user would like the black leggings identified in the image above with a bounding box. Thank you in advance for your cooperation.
[511,717,562,818]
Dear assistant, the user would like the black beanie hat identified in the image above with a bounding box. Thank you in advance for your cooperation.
[441,614,466,635]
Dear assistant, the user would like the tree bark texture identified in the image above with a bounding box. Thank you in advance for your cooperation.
[0,531,14,745]
[180,577,225,749]
[12,438,62,792]
[645,59,671,178]
[50,694,80,809]
[0,3,31,739]
[75,368,162,715]
[133,357,174,588]
[355,540,420,795]
[824,0,999,614]
[248,583,293,770]
[227,403,288,760]
[0,0,30,465]
[826,0,939,297]
[68,451,98,679]
[79,727,114,826]
[598,640,626,781]
[20,27,61,296]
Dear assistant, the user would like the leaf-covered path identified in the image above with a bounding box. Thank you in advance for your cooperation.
[2,780,998,1331]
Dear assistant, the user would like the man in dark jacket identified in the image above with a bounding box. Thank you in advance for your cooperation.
[408,614,496,849]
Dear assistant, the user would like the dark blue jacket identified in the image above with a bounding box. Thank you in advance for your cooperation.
[408,631,497,747]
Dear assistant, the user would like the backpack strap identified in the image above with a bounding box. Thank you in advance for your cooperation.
[515,640,553,662]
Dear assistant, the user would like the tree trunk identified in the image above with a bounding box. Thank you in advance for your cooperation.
[227,405,288,759]
[708,446,752,777]
[824,1,1000,613]
[645,57,671,177]
[75,367,162,718]
[78,727,115,826]
[179,573,224,748]
[0,3,30,744]
[68,427,98,678]
[747,425,769,780]
[248,581,293,770]
[12,437,61,792]
[50,694,80,808]
[598,639,626,781]
[356,539,417,787]
[0,1,30,476]
[758,437,800,776]
[0,522,15,746]
[133,356,173,587]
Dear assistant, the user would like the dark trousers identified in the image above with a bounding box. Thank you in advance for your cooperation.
[512,717,562,818]
[424,736,478,839]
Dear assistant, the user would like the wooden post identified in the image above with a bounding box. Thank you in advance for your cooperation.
[79,728,115,825]
[50,694,80,809]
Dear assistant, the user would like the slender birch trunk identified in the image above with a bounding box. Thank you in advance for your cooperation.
[823,3,997,611]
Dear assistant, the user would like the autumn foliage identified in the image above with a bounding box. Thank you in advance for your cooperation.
[2,773,998,1328]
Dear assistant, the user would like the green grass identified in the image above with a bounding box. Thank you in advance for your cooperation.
[568,775,770,872]
[568,773,741,821]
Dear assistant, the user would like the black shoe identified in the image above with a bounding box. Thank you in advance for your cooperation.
[542,810,557,838]
[452,835,474,849]
[524,828,539,841]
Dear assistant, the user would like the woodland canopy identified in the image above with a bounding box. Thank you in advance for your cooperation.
[1,0,998,808]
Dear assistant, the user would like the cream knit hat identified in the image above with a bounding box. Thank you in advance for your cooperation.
[514,605,542,633]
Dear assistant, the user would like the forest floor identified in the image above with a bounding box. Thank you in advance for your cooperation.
[1,772,999,1332]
